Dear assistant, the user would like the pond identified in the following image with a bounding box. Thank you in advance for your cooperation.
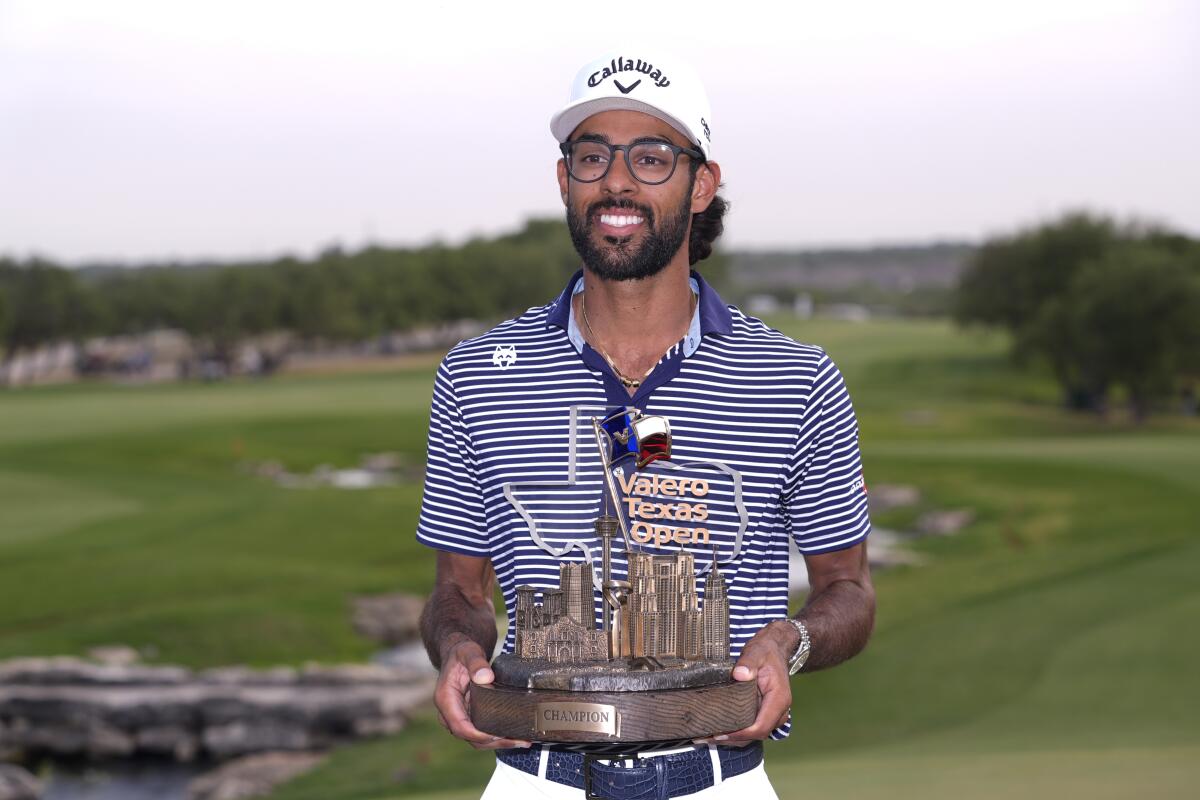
[40,760,205,800]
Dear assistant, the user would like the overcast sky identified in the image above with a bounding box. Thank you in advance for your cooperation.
[1,0,1197,263]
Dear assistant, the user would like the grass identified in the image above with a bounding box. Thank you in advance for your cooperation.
[0,373,436,666]
[1,318,1197,798]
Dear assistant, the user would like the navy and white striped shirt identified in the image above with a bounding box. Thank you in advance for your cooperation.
[417,270,870,737]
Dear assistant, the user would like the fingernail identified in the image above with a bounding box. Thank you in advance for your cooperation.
[473,669,492,683]
[715,734,729,741]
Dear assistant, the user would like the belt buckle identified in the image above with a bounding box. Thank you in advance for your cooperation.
[582,754,604,800]
[582,753,641,800]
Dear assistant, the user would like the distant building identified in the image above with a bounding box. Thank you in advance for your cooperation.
[821,303,871,322]
[745,294,781,316]
[793,293,814,320]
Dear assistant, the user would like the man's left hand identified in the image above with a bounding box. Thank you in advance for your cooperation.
[696,621,796,746]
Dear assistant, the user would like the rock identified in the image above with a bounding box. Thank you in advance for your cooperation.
[360,452,402,472]
[864,529,925,568]
[201,722,313,760]
[351,593,426,646]
[89,724,137,758]
[200,667,298,686]
[867,483,920,513]
[187,751,324,800]
[0,657,190,686]
[0,764,42,800]
[86,646,141,667]
[0,656,435,763]
[297,662,414,685]
[915,509,976,536]
[252,461,285,479]
[0,714,134,760]
[136,724,200,761]
[372,640,438,676]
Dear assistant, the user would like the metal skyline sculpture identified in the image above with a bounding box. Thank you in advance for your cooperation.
[470,407,755,749]
[512,549,730,666]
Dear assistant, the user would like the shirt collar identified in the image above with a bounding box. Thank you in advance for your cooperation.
[547,268,733,356]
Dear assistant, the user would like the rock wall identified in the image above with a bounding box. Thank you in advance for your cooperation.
[0,764,41,800]
[0,658,435,763]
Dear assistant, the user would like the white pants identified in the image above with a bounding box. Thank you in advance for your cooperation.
[480,746,780,800]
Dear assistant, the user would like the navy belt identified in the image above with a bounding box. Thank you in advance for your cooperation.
[497,741,763,800]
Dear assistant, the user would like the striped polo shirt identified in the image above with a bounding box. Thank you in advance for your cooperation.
[416,269,870,736]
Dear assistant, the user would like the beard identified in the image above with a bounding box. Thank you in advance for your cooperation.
[566,188,692,282]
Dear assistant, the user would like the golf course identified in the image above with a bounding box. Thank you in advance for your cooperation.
[1,317,1196,799]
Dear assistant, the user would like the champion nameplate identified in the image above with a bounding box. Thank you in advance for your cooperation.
[534,702,620,736]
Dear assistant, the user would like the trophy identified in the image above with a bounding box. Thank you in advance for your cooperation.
[470,407,757,750]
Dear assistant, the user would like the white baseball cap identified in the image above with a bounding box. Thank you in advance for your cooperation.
[549,52,714,161]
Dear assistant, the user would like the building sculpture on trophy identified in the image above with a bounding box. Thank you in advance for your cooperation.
[511,554,724,666]
[513,552,729,665]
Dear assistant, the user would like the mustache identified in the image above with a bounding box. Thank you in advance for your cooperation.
[586,199,655,226]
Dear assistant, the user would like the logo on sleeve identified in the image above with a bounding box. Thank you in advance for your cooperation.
[492,344,518,369]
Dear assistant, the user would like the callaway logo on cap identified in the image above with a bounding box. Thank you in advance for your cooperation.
[550,51,714,161]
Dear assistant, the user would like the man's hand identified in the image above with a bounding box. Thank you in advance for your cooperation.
[421,551,531,750]
[695,621,796,746]
[434,634,531,750]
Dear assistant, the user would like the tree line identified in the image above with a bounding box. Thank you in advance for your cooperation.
[955,211,1200,418]
[5,209,1195,418]
[0,219,606,362]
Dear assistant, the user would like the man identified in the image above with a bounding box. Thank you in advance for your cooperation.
[418,52,875,799]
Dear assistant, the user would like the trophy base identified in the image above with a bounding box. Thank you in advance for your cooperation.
[469,678,757,751]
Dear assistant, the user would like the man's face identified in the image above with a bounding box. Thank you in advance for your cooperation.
[559,110,701,282]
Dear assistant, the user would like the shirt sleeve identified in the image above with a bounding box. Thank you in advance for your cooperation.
[415,357,490,556]
[783,353,871,554]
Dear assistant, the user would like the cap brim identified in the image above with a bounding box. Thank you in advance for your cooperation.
[550,97,704,156]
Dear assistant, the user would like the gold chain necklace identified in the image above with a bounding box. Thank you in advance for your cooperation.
[580,291,696,390]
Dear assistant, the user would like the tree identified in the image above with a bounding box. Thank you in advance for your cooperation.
[955,212,1200,416]
[1063,246,1200,418]
[0,217,737,375]
[0,287,9,356]
[955,212,1120,333]
[0,259,100,357]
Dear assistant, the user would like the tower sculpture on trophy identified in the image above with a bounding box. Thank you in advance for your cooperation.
[469,407,758,748]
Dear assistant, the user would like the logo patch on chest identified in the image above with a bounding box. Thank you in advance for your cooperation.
[492,344,518,369]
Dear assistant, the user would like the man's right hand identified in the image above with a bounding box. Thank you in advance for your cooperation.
[434,634,531,750]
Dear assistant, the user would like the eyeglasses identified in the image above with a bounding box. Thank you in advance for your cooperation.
[559,139,704,185]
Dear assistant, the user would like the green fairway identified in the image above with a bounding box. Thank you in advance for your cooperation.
[1,318,1197,798]
[0,371,439,665]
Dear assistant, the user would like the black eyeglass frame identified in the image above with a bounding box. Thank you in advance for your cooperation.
[559,139,706,186]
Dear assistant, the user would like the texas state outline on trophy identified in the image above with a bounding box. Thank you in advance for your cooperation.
[470,405,759,750]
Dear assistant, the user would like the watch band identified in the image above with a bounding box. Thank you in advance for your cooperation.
[781,618,811,675]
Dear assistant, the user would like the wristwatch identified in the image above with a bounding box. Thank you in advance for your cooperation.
[780,618,811,675]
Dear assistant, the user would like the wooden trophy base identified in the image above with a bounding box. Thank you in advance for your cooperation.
[469,678,758,752]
